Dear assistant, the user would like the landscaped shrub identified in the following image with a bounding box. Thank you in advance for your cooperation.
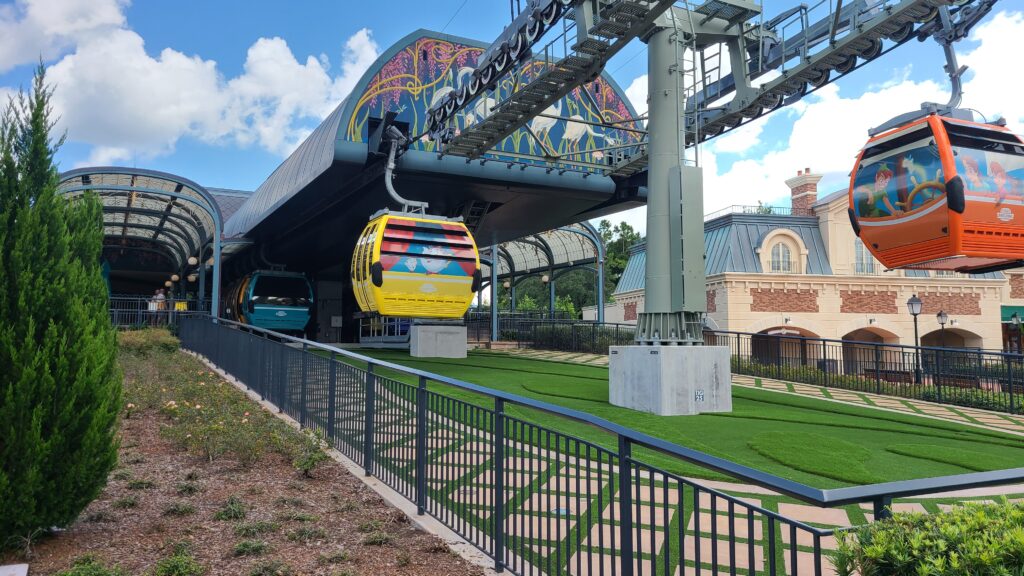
[833,500,1024,575]
[54,555,124,576]
[0,67,122,548]
[919,387,1020,414]
[116,329,179,354]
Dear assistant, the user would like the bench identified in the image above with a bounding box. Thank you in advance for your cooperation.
[935,374,981,389]
[861,368,915,383]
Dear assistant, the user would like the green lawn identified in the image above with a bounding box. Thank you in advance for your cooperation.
[338,349,1024,489]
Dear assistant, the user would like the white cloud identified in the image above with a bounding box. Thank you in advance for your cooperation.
[958,10,1024,132]
[0,0,127,73]
[6,0,382,162]
[624,74,648,117]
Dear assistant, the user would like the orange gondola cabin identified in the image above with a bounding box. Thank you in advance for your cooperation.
[849,114,1024,273]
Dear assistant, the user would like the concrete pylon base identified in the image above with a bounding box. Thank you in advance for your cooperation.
[608,345,732,416]
[410,324,468,358]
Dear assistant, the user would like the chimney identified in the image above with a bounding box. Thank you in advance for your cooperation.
[785,167,822,216]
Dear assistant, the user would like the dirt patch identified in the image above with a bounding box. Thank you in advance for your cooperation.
[3,337,483,576]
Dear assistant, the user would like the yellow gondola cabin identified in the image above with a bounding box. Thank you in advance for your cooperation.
[351,212,481,318]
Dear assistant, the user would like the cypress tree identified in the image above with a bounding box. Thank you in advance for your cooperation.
[0,65,121,547]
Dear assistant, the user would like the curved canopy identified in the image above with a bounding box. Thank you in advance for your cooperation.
[58,167,223,271]
[482,222,604,280]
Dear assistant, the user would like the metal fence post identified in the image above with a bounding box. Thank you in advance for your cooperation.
[873,496,893,521]
[364,364,376,476]
[618,435,635,576]
[415,376,428,515]
[327,352,337,442]
[874,344,882,395]
[775,338,783,379]
[300,343,309,428]
[1010,358,1016,414]
[822,339,829,387]
[936,348,944,404]
[493,398,506,573]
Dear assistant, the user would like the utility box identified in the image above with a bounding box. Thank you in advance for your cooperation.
[609,345,732,416]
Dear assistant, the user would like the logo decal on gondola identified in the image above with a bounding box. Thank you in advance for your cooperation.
[276,311,287,317]
[998,207,1014,222]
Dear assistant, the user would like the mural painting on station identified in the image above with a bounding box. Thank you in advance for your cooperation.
[345,34,643,169]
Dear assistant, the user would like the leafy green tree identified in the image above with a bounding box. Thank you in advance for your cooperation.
[554,294,577,318]
[0,66,121,549]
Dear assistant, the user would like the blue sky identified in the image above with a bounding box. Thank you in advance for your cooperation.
[1,1,1021,232]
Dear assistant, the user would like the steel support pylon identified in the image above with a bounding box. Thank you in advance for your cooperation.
[635,12,705,345]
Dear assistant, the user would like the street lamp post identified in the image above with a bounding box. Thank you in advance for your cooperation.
[907,295,923,383]
[1012,313,1021,353]
[937,310,948,348]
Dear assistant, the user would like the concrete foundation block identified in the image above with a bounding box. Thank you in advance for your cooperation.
[410,324,468,358]
[608,345,732,416]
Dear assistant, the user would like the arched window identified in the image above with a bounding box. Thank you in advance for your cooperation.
[855,238,875,274]
[770,242,792,273]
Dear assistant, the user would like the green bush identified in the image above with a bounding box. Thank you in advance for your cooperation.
[213,496,247,521]
[291,429,328,478]
[0,67,122,548]
[55,556,124,576]
[152,550,204,576]
[833,500,1024,575]
[117,329,179,354]
[919,387,1020,414]
[233,540,268,557]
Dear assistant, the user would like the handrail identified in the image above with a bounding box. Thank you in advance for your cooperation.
[202,315,1024,509]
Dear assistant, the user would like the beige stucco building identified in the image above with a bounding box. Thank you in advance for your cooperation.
[587,169,1024,351]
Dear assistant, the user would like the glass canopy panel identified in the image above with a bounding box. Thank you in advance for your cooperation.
[480,223,602,281]
[58,168,222,271]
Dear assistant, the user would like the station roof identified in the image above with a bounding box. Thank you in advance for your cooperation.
[482,222,603,280]
[223,29,643,245]
[58,167,223,271]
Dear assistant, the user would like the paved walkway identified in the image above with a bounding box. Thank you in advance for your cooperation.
[490,348,1024,436]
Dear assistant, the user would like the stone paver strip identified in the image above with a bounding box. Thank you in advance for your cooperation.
[688,512,763,540]
[777,503,852,527]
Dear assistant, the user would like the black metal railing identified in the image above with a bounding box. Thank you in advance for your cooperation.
[108,295,210,328]
[705,330,1024,415]
[508,320,636,354]
[464,311,579,343]
[178,316,1024,576]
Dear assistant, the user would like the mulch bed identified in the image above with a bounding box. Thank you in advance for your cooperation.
[4,348,484,576]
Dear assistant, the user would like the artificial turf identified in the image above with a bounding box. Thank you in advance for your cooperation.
[338,348,1024,489]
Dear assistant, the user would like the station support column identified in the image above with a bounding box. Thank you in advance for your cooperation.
[608,10,731,417]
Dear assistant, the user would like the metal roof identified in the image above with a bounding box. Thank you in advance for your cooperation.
[224,100,348,238]
[481,223,603,280]
[207,187,253,223]
[705,213,833,275]
[614,242,647,293]
[58,167,222,270]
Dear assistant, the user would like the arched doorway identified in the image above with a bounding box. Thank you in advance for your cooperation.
[841,327,903,378]
[751,326,820,368]
[921,327,983,349]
